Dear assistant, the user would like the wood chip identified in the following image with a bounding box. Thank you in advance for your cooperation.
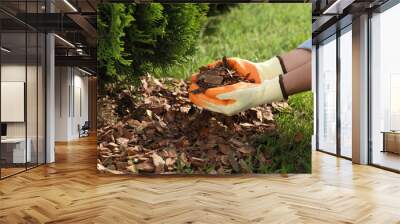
[202,74,224,85]
[218,144,232,155]
[238,145,255,155]
[136,161,155,173]
[191,157,205,167]
[191,56,255,94]
[228,153,240,173]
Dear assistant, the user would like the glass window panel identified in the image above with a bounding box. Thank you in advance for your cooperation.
[318,35,337,154]
[27,31,38,169]
[371,3,400,171]
[38,32,45,165]
[340,28,352,158]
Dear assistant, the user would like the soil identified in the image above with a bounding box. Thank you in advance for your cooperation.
[191,57,255,94]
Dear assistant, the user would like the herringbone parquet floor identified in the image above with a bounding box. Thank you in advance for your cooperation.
[1,136,400,224]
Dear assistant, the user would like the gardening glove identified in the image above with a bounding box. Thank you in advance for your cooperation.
[207,57,286,83]
[189,76,286,116]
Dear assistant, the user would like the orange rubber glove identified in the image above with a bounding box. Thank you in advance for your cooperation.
[189,57,287,116]
[205,57,285,83]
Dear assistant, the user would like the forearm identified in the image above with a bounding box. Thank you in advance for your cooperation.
[278,48,311,73]
[281,61,311,96]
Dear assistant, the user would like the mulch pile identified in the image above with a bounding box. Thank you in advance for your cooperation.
[97,75,288,175]
[191,56,255,94]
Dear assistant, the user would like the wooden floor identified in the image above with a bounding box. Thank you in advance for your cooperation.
[1,167,26,178]
[1,136,400,224]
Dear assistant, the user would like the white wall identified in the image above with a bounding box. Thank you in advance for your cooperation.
[1,64,26,138]
[0,65,42,138]
[55,66,69,141]
[72,72,89,138]
[55,67,89,141]
[1,63,46,164]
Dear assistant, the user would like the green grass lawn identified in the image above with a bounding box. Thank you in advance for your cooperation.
[155,3,311,79]
[256,91,313,173]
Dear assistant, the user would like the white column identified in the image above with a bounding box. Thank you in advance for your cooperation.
[46,33,55,163]
[352,14,369,164]
[45,0,55,163]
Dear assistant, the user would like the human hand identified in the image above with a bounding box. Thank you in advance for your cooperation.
[189,76,284,116]
[206,57,285,83]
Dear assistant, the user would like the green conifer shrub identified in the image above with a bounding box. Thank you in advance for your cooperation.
[97,3,209,85]
[97,3,134,84]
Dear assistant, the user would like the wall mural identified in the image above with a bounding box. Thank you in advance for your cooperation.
[97,3,312,175]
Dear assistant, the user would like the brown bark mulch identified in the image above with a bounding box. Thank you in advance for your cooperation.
[97,75,287,175]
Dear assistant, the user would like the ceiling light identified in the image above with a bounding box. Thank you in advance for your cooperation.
[78,67,92,76]
[323,0,354,15]
[76,48,86,56]
[63,0,78,12]
[1,47,11,53]
[54,34,75,48]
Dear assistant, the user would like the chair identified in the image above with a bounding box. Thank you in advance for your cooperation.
[79,121,90,138]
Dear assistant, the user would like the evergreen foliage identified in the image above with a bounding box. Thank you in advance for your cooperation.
[97,3,209,84]
[97,3,134,84]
